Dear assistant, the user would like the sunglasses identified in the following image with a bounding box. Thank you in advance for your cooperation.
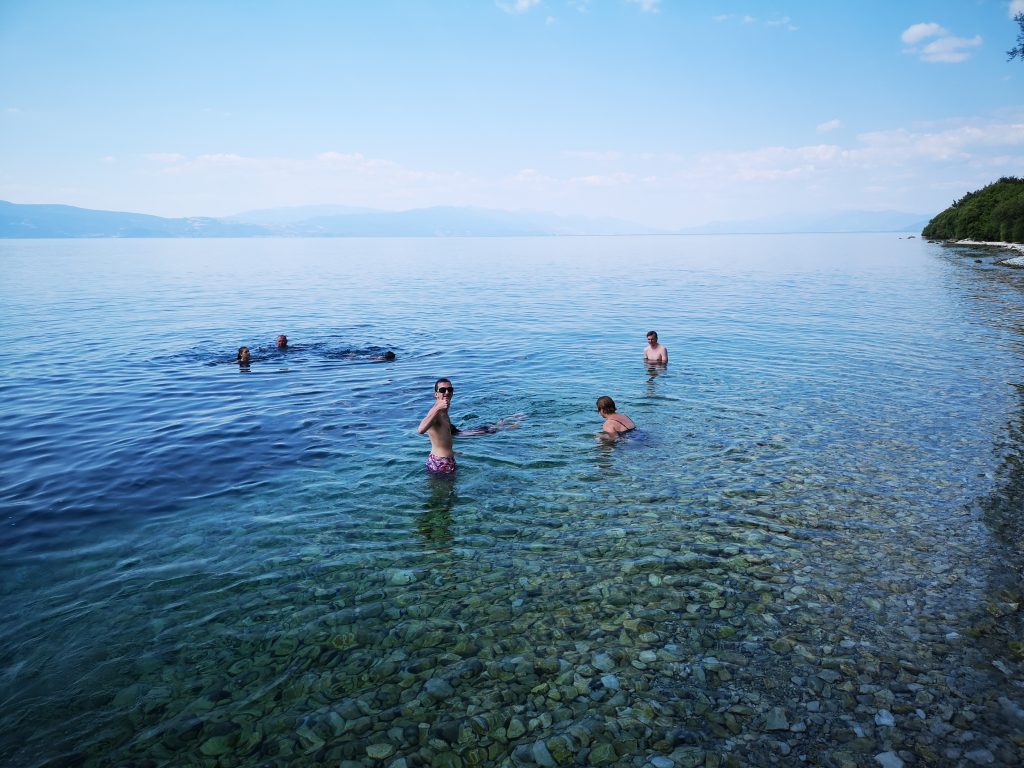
[435,387,454,394]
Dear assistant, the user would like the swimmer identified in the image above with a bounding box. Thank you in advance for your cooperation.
[643,331,668,364]
[371,350,396,361]
[596,395,635,436]
[236,346,251,365]
[276,335,288,349]
[417,378,460,475]
[459,413,524,436]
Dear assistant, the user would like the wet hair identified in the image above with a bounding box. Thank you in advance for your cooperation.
[647,331,658,339]
[237,346,250,361]
[435,377,452,391]
[384,351,396,360]
[596,395,616,413]
[276,335,287,347]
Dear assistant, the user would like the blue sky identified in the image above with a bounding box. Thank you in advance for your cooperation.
[1,0,1023,228]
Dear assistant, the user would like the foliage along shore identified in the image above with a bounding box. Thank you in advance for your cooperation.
[922,176,1024,243]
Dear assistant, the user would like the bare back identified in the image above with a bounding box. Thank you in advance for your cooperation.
[602,413,635,434]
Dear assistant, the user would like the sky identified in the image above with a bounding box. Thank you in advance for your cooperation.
[1,0,1023,229]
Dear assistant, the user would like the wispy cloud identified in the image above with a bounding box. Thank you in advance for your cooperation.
[901,22,982,63]
[122,114,1024,225]
[563,150,623,162]
[626,0,660,12]
[1011,1,1024,18]
[146,153,186,164]
[691,116,1024,183]
[901,22,946,45]
[713,13,796,31]
[571,172,642,187]
[713,14,755,24]
[495,0,540,14]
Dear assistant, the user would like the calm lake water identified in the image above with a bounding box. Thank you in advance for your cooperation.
[2,235,1024,768]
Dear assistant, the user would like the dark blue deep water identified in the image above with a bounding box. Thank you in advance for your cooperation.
[2,235,1024,767]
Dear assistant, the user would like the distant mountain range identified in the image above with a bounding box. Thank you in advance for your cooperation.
[0,200,929,238]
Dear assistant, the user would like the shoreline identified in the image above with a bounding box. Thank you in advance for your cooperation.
[951,238,1024,267]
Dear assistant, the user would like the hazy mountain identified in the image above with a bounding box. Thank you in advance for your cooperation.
[0,200,931,238]
[0,201,662,237]
[679,210,929,234]
[270,206,665,236]
[0,201,269,238]
[226,204,381,226]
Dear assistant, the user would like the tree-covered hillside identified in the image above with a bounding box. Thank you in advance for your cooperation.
[922,177,1024,243]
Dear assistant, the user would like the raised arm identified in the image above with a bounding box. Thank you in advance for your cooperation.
[417,403,442,434]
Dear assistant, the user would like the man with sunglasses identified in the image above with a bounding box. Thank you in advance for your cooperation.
[418,378,460,475]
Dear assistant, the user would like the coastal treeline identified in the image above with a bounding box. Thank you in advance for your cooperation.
[922,176,1024,243]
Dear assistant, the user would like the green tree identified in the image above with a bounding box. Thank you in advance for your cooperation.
[1009,12,1024,61]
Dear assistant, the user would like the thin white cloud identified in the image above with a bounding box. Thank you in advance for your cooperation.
[901,22,981,63]
[1011,1,1024,18]
[765,15,797,31]
[713,13,795,30]
[146,153,186,163]
[108,113,1024,226]
[564,150,623,162]
[495,0,540,14]
[902,22,946,45]
[921,34,983,63]
[627,0,660,12]
[694,116,1024,184]
[5,107,21,114]
[571,172,640,187]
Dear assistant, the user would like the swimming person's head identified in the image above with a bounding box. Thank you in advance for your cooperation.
[237,346,251,364]
[646,331,658,345]
[384,351,396,361]
[276,335,288,349]
[596,395,616,414]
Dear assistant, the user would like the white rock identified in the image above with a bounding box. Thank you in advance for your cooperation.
[874,751,904,768]
[874,709,895,727]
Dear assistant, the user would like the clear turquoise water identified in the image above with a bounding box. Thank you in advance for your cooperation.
[2,235,1023,767]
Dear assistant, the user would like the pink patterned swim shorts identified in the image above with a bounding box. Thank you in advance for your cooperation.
[426,453,456,475]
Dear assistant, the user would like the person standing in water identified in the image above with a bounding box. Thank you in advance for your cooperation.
[418,378,460,475]
[643,331,667,364]
[596,395,635,436]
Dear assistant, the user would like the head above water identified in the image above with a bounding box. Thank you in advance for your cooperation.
[237,346,251,364]
[276,335,288,349]
[596,395,616,414]
[384,351,396,360]
[434,378,454,399]
[646,331,659,344]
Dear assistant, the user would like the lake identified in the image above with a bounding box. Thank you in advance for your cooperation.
[2,234,1023,767]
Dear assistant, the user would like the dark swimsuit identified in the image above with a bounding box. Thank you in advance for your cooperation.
[606,414,635,431]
